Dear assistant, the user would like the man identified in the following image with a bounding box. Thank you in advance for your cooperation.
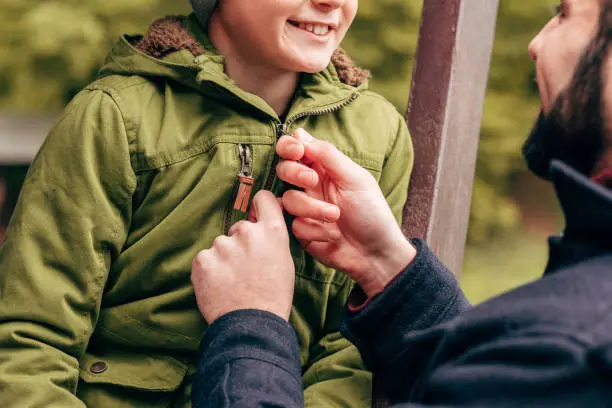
[191,0,612,406]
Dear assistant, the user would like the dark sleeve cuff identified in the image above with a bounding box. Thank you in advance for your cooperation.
[340,238,471,369]
[194,309,302,390]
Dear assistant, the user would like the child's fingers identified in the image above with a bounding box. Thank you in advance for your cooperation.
[292,217,341,243]
[282,190,340,222]
[276,135,305,161]
[276,160,319,190]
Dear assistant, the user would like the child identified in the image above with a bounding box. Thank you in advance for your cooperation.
[0,1,414,406]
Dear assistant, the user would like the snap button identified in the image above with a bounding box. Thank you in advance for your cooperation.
[90,361,108,374]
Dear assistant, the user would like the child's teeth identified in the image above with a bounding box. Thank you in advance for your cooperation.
[314,25,328,35]
[295,22,329,35]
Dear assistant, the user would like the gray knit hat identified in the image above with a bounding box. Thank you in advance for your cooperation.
[190,0,219,29]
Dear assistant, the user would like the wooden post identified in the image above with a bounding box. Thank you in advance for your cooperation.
[0,177,5,246]
[402,0,499,275]
[373,1,498,407]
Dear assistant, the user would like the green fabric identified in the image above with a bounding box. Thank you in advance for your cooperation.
[0,15,413,408]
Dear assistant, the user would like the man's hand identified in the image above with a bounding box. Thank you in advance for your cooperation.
[275,129,417,298]
[191,191,295,324]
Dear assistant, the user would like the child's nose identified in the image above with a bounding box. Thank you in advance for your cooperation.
[311,0,345,11]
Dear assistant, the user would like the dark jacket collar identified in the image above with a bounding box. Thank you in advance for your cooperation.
[544,160,612,274]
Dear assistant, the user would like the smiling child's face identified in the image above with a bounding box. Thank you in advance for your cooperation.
[213,0,358,74]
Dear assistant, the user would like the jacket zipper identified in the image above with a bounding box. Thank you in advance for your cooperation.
[263,123,288,190]
[223,92,360,233]
[225,144,254,233]
[263,92,360,191]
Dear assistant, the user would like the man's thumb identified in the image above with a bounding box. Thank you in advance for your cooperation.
[251,191,285,227]
[294,129,364,187]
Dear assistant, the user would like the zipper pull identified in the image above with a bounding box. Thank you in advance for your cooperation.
[276,123,287,139]
[234,145,255,213]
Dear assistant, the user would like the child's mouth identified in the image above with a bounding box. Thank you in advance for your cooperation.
[288,20,333,36]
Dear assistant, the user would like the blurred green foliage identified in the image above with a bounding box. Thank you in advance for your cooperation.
[0,0,556,243]
[0,0,188,109]
[461,230,547,303]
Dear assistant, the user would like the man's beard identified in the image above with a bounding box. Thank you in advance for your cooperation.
[522,98,605,180]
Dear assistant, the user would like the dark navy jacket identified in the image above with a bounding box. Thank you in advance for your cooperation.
[192,161,612,407]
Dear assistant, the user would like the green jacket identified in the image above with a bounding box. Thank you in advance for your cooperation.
[0,15,413,408]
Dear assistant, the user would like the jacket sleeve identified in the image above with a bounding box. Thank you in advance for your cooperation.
[378,111,414,224]
[341,239,470,404]
[193,310,304,408]
[301,113,415,407]
[0,89,136,407]
[343,250,611,408]
[192,261,611,408]
[387,332,612,407]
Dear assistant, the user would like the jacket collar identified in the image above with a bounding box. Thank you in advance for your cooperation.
[551,160,612,239]
[544,160,612,274]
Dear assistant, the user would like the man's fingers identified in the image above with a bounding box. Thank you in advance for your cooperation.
[192,248,219,280]
[248,197,283,222]
[282,190,340,222]
[251,190,287,228]
[228,220,249,237]
[276,135,305,161]
[276,160,319,189]
[192,249,211,271]
[294,129,364,186]
[292,217,341,243]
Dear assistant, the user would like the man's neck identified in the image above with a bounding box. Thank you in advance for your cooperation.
[590,147,612,188]
[208,15,299,117]
[590,145,612,179]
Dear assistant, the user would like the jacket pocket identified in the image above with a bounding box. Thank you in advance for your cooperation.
[78,350,188,392]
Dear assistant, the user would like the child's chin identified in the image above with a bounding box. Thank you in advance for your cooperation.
[281,49,335,73]
[292,59,331,74]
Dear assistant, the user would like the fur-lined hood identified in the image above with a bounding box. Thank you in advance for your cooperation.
[132,16,370,88]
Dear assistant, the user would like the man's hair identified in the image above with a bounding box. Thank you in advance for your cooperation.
[552,0,612,173]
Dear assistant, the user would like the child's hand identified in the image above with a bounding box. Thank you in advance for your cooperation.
[276,129,417,298]
[191,191,295,324]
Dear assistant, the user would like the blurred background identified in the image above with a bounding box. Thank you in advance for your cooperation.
[0,0,561,303]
